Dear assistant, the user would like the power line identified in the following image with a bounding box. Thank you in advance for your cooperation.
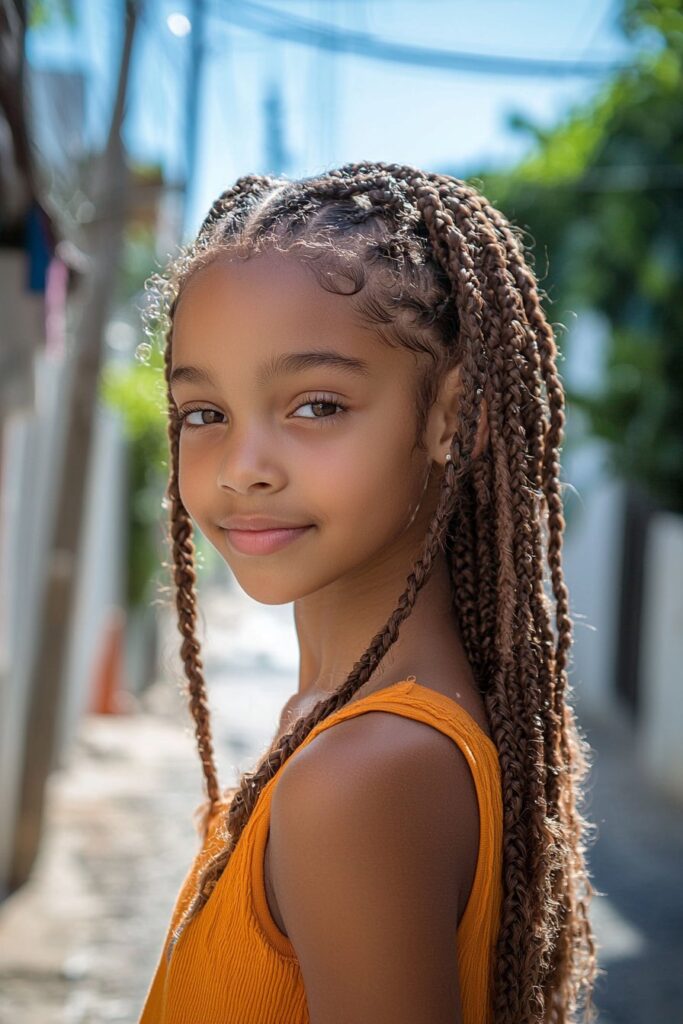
[209,0,630,78]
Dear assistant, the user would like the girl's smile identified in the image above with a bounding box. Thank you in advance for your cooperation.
[223,524,315,556]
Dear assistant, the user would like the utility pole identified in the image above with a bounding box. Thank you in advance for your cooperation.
[8,0,139,892]
[182,0,206,239]
[263,77,289,176]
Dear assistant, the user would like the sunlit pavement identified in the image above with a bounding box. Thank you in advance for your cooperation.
[580,707,683,1023]
[0,575,293,1024]
[0,573,681,1022]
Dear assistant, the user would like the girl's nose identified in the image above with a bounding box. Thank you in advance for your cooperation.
[216,436,285,495]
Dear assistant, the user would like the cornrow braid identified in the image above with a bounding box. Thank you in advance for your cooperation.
[197,173,277,239]
[145,162,599,1022]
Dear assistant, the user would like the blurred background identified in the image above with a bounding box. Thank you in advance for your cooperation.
[0,1,682,1021]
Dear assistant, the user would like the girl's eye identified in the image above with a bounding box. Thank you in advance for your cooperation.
[291,394,347,423]
[178,395,347,431]
[179,407,225,430]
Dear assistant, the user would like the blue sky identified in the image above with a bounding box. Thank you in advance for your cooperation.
[28,0,634,239]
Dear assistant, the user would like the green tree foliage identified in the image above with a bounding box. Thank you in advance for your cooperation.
[479,0,683,512]
[28,0,76,29]
[100,339,169,608]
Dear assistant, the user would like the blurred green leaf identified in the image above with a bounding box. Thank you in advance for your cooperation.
[100,349,170,608]
[475,0,683,513]
[28,0,76,29]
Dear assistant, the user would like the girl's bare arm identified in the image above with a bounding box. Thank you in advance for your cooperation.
[268,711,478,1024]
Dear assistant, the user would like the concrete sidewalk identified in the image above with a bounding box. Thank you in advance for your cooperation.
[0,579,681,1022]
[0,580,294,1024]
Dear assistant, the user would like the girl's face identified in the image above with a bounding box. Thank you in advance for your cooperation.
[170,251,444,605]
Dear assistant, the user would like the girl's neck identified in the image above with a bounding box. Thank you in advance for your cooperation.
[293,547,463,702]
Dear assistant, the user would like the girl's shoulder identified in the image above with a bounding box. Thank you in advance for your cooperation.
[264,681,499,1019]
[286,677,493,780]
[270,677,498,921]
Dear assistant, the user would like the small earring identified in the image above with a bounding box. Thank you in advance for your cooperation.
[445,452,452,464]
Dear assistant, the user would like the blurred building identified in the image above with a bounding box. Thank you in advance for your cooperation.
[0,56,179,895]
[559,310,683,805]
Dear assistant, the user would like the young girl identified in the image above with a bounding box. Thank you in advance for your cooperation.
[138,161,599,1024]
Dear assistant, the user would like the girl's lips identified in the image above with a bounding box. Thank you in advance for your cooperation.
[224,525,313,556]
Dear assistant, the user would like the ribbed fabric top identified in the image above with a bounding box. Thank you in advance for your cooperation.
[138,678,503,1024]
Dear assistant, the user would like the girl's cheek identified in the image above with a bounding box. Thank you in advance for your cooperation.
[178,453,213,512]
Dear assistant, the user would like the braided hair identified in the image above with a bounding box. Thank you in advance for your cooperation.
[143,161,599,1023]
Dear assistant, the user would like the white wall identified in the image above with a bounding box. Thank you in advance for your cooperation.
[560,306,626,722]
[57,397,127,762]
[0,346,128,891]
[562,443,626,723]
[637,510,683,802]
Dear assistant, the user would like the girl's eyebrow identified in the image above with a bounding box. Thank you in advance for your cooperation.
[170,350,372,390]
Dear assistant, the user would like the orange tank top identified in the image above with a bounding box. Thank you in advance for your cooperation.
[138,678,503,1024]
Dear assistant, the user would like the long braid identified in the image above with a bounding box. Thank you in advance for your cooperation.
[454,183,594,1020]
[448,474,482,678]
[451,192,557,1011]
[162,336,221,825]
[374,162,598,1017]
[475,191,599,1020]
[146,162,598,1021]
[471,444,498,680]
[339,164,597,1019]
[380,168,557,1016]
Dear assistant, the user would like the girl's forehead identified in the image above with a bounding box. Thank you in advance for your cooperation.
[172,252,411,374]
[175,253,351,333]
[179,251,330,304]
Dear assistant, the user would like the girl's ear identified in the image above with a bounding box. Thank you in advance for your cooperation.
[427,364,489,466]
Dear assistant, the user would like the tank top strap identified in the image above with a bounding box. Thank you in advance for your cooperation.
[285,676,498,764]
[245,676,503,963]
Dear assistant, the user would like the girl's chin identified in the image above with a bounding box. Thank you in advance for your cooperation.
[224,567,313,607]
